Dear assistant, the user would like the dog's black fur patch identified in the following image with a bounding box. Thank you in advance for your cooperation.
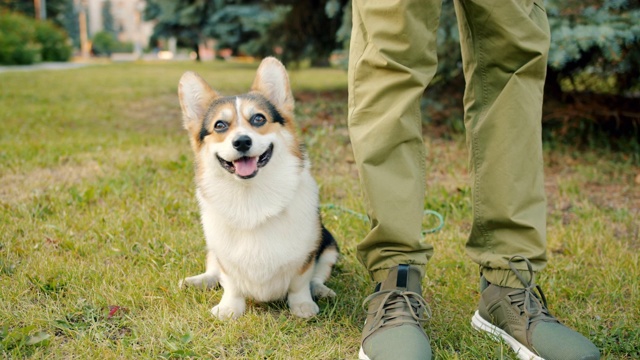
[317,224,338,260]
[244,93,286,125]
[199,97,235,142]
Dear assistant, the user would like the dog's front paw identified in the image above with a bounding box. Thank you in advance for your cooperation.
[211,303,245,320]
[311,282,336,299]
[289,301,319,318]
[180,272,219,289]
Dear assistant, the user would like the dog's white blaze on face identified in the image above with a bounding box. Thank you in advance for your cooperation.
[235,96,243,122]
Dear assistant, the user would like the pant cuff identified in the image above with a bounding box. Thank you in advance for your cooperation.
[370,263,426,283]
[481,267,533,289]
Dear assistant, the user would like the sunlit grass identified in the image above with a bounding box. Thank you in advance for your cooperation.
[1,60,638,358]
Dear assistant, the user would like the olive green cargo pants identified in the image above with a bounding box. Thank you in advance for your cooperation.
[348,0,551,287]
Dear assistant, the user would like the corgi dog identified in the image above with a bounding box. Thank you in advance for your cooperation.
[177,57,339,319]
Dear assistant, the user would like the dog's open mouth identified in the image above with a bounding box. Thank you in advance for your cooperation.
[217,143,274,179]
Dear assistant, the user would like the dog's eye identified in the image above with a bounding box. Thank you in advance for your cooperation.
[214,120,229,132]
[250,114,267,127]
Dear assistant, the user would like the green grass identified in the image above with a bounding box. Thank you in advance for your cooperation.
[1,60,638,359]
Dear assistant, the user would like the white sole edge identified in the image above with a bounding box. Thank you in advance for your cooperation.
[471,310,544,360]
[358,347,371,360]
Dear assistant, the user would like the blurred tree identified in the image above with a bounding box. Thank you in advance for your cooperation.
[144,0,347,65]
[331,0,351,54]
[204,3,290,58]
[58,0,79,48]
[546,0,640,97]
[102,0,116,36]
[0,0,79,49]
[44,0,70,28]
[435,1,462,87]
[268,0,346,66]
[540,0,640,146]
[0,0,68,26]
[0,0,34,16]
[144,0,219,61]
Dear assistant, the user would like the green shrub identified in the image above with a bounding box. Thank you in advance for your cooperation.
[91,31,117,56]
[92,31,134,56]
[546,0,640,96]
[35,20,73,62]
[0,12,41,65]
[0,11,72,65]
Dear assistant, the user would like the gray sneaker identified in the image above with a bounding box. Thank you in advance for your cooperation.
[472,255,600,360]
[359,264,431,360]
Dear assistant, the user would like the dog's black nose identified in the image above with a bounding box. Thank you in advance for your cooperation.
[232,135,252,152]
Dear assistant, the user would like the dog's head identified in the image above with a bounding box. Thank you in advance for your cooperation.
[178,57,300,180]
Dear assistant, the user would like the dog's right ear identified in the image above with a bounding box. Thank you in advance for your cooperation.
[251,57,294,117]
[178,72,219,134]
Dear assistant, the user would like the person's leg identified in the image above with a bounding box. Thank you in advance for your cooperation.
[348,0,440,284]
[455,0,548,286]
[455,1,599,358]
[348,0,441,358]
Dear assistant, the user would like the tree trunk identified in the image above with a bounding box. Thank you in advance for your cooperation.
[193,42,201,62]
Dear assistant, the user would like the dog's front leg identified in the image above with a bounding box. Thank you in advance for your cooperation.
[211,275,246,320]
[179,250,220,289]
[287,266,319,318]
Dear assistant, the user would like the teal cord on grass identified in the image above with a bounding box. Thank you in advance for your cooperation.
[320,204,444,235]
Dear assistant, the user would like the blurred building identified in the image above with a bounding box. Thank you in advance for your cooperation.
[82,0,154,51]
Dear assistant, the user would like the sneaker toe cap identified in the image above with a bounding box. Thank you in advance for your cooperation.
[532,322,600,360]
[362,325,431,360]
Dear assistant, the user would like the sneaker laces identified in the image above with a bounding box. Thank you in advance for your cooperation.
[363,289,431,332]
[508,255,560,329]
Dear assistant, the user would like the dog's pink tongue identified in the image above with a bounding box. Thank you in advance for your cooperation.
[234,157,258,177]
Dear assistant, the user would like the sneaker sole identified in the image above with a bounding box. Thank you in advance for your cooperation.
[471,311,544,360]
[358,347,370,360]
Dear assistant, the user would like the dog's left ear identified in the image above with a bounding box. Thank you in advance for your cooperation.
[251,57,294,115]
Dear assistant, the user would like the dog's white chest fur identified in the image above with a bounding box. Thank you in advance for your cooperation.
[198,164,319,302]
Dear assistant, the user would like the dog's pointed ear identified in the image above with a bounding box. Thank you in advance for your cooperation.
[251,57,294,115]
[178,72,219,134]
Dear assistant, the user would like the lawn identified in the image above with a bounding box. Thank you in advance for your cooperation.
[0,60,638,359]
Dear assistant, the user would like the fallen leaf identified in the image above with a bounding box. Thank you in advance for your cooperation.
[107,305,128,318]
